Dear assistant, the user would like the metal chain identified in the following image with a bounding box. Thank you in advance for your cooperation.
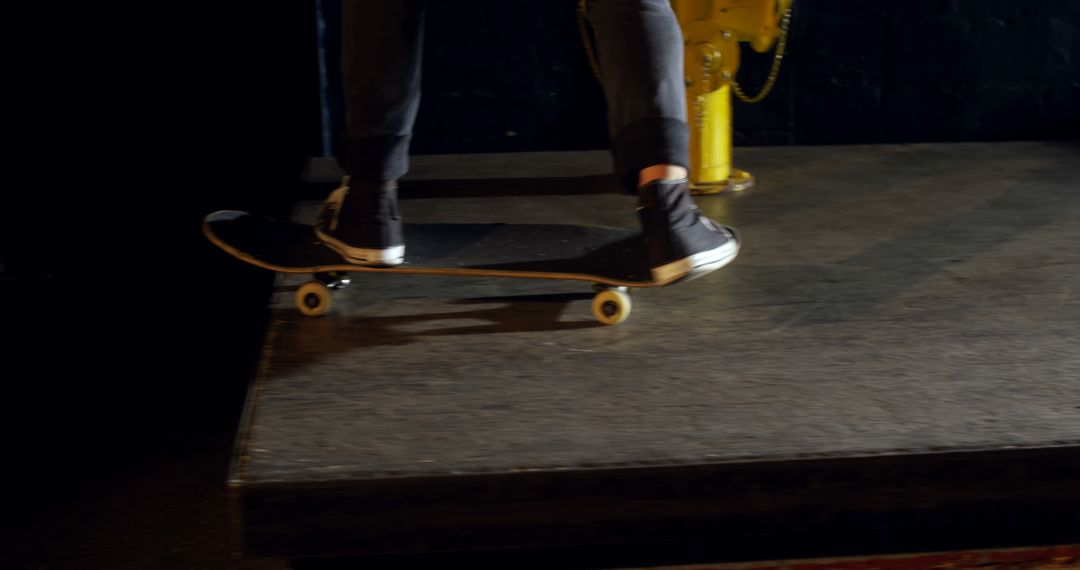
[693,52,712,131]
[580,0,792,105]
[732,7,792,104]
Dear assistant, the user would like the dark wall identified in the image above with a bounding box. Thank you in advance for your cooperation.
[315,0,611,156]
[773,0,1080,144]
[11,2,320,500]
[316,0,1079,154]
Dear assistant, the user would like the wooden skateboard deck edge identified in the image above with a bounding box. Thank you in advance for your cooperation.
[202,214,666,288]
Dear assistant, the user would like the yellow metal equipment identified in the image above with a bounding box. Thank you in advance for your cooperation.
[672,0,792,194]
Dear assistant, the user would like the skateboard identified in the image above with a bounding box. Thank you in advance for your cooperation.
[203,210,712,325]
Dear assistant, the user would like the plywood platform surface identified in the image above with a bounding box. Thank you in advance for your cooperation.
[237,142,1079,484]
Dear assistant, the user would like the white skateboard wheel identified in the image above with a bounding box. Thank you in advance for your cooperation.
[592,289,632,325]
[295,281,332,317]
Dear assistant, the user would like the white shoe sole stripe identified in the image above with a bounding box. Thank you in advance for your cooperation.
[651,240,740,284]
[315,228,405,266]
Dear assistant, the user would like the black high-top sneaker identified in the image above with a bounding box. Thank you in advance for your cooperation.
[315,176,405,266]
[637,178,740,283]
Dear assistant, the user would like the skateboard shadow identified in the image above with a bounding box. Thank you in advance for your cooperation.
[469,234,650,281]
[419,292,599,335]
[264,292,602,374]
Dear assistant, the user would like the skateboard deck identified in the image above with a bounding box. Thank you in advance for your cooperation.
[203,210,663,324]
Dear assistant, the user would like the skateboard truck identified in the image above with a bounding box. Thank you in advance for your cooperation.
[316,271,351,290]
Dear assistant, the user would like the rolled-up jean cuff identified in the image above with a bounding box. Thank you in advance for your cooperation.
[342,134,412,181]
[612,117,690,193]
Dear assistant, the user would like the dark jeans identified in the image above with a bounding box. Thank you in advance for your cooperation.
[341,0,688,191]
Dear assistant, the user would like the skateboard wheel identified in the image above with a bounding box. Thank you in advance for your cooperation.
[295,281,332,317]
[316,271,351,290]
[592,289,632,325]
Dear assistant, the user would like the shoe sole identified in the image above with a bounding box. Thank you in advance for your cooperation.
[315,227,405,267]
[651,229,741,284]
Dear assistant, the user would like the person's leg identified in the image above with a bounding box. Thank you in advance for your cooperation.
[341,0,425,182]
[585,0,739,282]
[584,0,688,190]
[317,0,426,266]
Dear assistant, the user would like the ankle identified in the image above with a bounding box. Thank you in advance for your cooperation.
[348,178,398,194]
[637,164,688,187]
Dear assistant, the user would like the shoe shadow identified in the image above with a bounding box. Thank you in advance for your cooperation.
[398,175,621,199]
[467,234,650,282]
[299,175,622,201]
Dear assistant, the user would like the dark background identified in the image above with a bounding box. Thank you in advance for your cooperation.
[5,0,1078,565]
[308,0,1078,156]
